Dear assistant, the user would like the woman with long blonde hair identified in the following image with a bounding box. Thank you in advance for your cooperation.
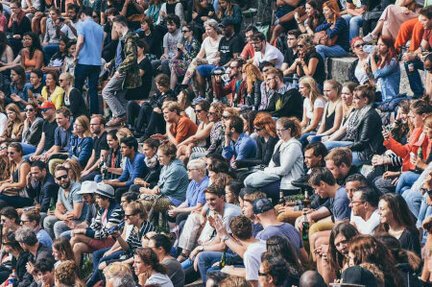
[242,62,264,111]
[299,76,326,146]
[0,103,24,144]
[59,72,88,119]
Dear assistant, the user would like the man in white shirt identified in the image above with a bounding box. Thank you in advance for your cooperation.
[252,32,284,69]
[350,187,381,235]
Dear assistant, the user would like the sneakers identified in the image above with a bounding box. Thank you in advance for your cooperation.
[106,115,126,127]
[362,33,377,43]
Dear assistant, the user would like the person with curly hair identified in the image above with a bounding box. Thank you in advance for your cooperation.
[133,247,173,287]
[54,260,85,287]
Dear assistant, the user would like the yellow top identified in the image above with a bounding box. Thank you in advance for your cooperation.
[41,86,65,109]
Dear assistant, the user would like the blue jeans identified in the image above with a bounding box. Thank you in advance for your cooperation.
[342,14,364,41]
[315,45,348,60]
[21,143,36,155]
[299,132,316,147]
[404,58,424,98]
[396,171,420,195]
[324,140,353,150]
[197,251,242,284]
[74,64,101,115]
[402,188,423,217]
[43,44,59,65]
[416,193,432,244]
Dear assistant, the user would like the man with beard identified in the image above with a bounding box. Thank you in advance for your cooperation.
[43,165,86,239]
[81,115,109,181]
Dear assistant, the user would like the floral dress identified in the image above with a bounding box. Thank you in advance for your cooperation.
[171,38,200,76]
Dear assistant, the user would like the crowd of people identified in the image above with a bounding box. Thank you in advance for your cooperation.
[0,0,432,286]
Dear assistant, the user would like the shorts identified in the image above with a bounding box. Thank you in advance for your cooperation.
[196,64,217,78]
[88,237,116,251]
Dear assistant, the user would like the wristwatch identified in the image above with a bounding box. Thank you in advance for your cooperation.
[221,235,230,242]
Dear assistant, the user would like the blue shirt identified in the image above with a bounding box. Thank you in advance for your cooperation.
[185,176,209,207]
[54,124,73,152]
[68,135,93,167]
[372,58,400,102]
[77,18,104,66]
[329,186,351,222]
[222,133,257,161]
[315,17,349,51]
[118,152,147,187]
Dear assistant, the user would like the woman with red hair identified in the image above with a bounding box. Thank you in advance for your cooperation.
[370,36,400,102]
[314,0,349,60]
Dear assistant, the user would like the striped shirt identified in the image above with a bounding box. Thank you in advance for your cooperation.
[87,203,124,239]
[126,221,156,251]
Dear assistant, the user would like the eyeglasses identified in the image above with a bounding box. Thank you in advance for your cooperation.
[353,43,365,49]
[56,174,68,181]
[254,126,263,131]
[258,271,268,277]
[124,213,137,218]
[181,30,190,33]
[25,108,34,112]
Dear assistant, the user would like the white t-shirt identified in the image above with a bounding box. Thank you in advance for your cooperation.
[304,97,326,122]
[0,113,7,136]
[253,43,284,68]
[351,209,380,235]
[146,273,174,287]
[201,36,222,65]
[244,240,267,281]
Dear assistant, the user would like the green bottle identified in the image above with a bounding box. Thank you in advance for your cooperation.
[302,211,310,242]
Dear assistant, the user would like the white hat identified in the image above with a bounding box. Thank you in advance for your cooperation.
[77,181,98,195]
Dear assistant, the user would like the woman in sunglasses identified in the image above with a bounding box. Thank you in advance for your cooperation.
[21,102,43,155]
[0,142,32,208]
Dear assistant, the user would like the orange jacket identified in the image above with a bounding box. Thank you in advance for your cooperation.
[383,127,430,171]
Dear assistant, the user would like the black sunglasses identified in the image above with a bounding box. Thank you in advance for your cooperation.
[124,213,137,218]
[254,126,263,131]
[25,108,34,112]
[41,108,51,113]
[195,109,203,113]
[181,30,190,33]
[297,44,304,48]
[56,174,68,181]
[354,43,365,49]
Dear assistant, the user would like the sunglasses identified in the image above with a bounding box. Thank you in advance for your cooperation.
[425,67,432,73]
[25,108,34,112]
[254,126,263,131]
[297,44,304,48]
[181,30,190,33]
[353,43,365,49]
[222,115,230,119]
[56,174,68,181]
[7,151,15,155]
[258,271,267,276]
[195,109,203,113]
[41,108,51,113]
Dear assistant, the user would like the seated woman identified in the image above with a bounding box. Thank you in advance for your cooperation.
[95,130,123,182]
[52,237,75,267]
[70,183,123,266]
[295,0,324,36]
[236,112,278,170]
[129,138,161,191]
[21,102,43,155]
[62,40,77,75]
[170,24,200,90]
[41,36,69,74]
[137,16,163,59]
[190,0,215,38]
[68,115,94,168]
[139,142,189,213]
[176,100,213,162]
[59,72,88,119]
[349,37,374,85]
[244,117,304,202]
[308,79,343,144]
[133,248,174,287]
[370,36,400,103]
[0,103,24,144]
[180,19,222,97]
[190,102,225,159]
[42,8,63,64]
[382,100,431,194]
[167,158,209,233]
[0,143,11,181]
[298,76,325,146]
[314,0,349,60]
[216,0,242,33]
[7,66,29,110]
[41,71,64,109]
[292,35,325,88]
[324,85,385,166]
[240,62,263,111]
[0,143,32,208]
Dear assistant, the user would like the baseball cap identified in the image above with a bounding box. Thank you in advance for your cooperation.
[252,198,273,214]
[39,101,56,110]
[341,266,377,287]
[94,183,115,199]
[77,181,98,195]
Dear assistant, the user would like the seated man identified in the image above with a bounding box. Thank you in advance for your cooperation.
[151,101,198,145]
[177,185,241,274]
[222,115,257,168]
[21,209,53,249]
[104,136,146,202]
[70,183,123,266]
[349,186,381,235]
[43,165,86,239]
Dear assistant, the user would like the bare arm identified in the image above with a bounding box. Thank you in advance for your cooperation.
[319,102,343,136]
